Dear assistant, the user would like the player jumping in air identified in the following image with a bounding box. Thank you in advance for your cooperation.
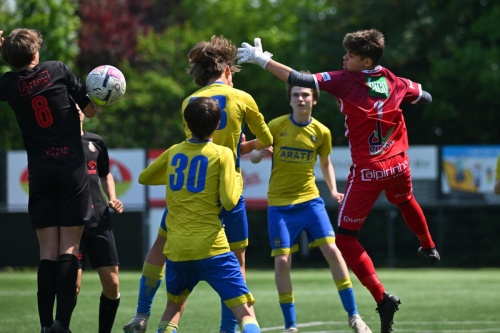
[237,29,440,333]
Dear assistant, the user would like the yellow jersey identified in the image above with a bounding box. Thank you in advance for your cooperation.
[138,140,243,261]
[267,114,332,206]
[182,82,272,172]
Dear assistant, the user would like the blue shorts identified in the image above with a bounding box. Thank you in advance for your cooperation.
[267,197,335,257]
[165,252,254,308]
[220,196,248,250]
[158,207,168,239]
[159,197,248,250]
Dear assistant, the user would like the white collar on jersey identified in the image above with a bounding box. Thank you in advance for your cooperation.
[361,65,383,74]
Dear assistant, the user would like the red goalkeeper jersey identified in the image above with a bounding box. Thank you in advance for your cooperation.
[314,66,424,164]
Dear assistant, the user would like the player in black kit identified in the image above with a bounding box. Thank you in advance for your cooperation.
[0,28,99,333]
[76,108,124,333]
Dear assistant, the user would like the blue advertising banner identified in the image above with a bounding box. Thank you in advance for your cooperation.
[441,145,500,203]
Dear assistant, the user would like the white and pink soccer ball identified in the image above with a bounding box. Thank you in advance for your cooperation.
[86,65,126,106]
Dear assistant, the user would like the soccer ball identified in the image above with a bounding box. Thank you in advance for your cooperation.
[86,65,126,106]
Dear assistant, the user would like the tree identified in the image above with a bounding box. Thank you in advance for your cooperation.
[3,0,499,149]
[81,23,206,148]
[77,0,153,74]
[424,1,500,144]
[0,0,80,149]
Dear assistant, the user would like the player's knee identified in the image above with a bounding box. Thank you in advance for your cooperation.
[274,255,289,270]
[336,234,347,252]
[336,232,357,253]
[101,278,119,296]
[394,194,414,207]
[102,286,119,300]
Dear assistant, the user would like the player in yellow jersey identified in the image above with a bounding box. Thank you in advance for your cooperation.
[250,78,371,333]
[138,97,261,333]
[123,36,272,333]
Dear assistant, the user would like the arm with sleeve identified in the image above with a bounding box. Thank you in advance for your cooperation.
[219,148,243,210]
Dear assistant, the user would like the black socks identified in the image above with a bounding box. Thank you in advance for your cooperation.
[37,259,57,328]
[54,254,79,329]
[99,293,120,333]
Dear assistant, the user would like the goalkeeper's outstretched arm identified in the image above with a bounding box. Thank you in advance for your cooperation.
[237,38,316,88]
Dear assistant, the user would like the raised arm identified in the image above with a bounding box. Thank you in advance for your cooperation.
[237,38,316,89]
[236,38,291,82]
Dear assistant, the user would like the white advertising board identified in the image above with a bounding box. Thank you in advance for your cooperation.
[7,149,146,212]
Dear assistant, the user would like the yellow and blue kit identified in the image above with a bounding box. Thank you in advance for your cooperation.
[267,114,331,206]
[139,139,242,261]
[266,114,335,256]
[182,82,272,249]
[138,139,254,310]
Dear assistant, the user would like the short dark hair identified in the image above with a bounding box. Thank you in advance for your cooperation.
[343,29,385,65]
[286,70,320,102]
[184,97,221,139]
[0,28,43,69]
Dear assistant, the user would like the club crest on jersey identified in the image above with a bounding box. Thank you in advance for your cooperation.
[310,135,317,143]
[88,141,97,152]
[367,76,389,98]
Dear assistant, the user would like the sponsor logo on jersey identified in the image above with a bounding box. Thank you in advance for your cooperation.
[360,159,409,181]
[394,190,412,199]
[87,160,97,175]
[19,70,51,96]
[278,146,314,164]
[367,76,389,98]
[43,146,69,158]
[342,215,367,223]
[368,122,394,155]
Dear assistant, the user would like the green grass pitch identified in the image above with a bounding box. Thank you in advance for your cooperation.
[1,268,499,332]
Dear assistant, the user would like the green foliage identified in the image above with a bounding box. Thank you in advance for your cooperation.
[426,1,500,144]
[0,0,80,149]
[2,0,500,149]
[83,24,206,148]
[5,0,80,67]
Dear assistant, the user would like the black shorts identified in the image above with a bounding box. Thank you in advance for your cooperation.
[28,163,95,229]
[78,224,119,269]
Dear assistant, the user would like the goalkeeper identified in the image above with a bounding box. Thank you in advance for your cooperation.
[237,29,439,333]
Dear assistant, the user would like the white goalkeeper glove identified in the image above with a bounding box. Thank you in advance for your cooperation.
[237,38,273,69]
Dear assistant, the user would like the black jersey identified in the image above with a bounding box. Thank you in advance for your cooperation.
[82,131,111,228]
[0,61,91,170]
